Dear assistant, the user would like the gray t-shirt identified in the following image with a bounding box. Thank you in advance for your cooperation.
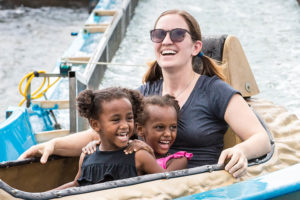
[138,75,240,168]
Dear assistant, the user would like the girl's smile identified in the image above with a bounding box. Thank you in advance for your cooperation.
[139,105,177,157]
[92,98,134,151]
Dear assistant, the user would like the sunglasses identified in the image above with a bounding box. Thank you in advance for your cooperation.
[150,28,191,43]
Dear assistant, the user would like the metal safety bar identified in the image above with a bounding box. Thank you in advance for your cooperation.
[25,71,78,133]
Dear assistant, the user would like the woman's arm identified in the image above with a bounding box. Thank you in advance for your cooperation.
[218,94,271,177]
[53,128,100,156]
[53,153,85,190]
[18,128,99,164]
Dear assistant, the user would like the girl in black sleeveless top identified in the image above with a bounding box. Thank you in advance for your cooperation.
[82,95,193,172]
[54,87,165,189]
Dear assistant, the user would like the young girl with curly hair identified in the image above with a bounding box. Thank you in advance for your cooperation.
[55,87,165,189]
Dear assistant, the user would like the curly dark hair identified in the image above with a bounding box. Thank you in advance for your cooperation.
[136,94,180,125]
[76,87,144,122]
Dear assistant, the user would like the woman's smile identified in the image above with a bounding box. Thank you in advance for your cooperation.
[161,49,177,56]
[154,14,195,69]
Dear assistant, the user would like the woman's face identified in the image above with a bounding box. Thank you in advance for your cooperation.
[153,14,201,70]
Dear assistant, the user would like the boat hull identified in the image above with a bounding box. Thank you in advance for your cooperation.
[1,97,300,199]
[0,2,299,198]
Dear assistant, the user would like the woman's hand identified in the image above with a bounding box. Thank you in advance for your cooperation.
[218,146,248,178]
[82,140,100,154]
[124,139,155,157]
[18,140,55,164]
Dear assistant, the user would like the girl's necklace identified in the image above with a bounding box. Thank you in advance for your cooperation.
[165,72,195,99]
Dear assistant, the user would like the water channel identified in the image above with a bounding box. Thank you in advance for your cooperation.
[105,0,300,118]
[0,0,299,122]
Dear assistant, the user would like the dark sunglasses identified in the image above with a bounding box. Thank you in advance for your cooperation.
[150,28,191,43]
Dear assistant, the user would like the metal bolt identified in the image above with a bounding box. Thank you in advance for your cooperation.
[208,165,213,172]
[165,172,170,179]
[245,82,251,92]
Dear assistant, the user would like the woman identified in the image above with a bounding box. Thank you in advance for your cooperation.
[19,10,271,178]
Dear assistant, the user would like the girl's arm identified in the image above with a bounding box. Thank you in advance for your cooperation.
[125,139,155,157]
[18,128,99,164]
[166,157,188,171]
[53,153,85,190]
[219,94,271,178]
[135,150,165,175]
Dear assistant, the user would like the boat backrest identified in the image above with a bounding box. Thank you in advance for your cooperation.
[221,35,260,97]
[211,36,274,164]
[0,107,37,162]
[202,35,227,62]
[200,35,259,149]
[201,35,260,97]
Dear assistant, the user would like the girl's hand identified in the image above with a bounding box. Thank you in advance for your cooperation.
[124,139,155,157]
[82,140,100,154]
[218,147,248,178]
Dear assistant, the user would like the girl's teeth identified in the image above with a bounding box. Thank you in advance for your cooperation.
[160,141,170,144]
[117,135,128,142]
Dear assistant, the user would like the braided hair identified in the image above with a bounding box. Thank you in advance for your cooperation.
[136,94,180,126]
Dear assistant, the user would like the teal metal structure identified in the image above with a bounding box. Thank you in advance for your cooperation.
[0,107,36,162]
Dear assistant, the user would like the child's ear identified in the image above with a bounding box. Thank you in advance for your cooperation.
[135,123,145,139]
[90,119,101,132]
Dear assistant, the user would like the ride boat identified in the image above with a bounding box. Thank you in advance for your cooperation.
[0,0,300,199]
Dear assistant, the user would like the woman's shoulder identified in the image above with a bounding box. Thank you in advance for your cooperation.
[198,75,235,93]
[200,75,227,87]
[137,79,163,96]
